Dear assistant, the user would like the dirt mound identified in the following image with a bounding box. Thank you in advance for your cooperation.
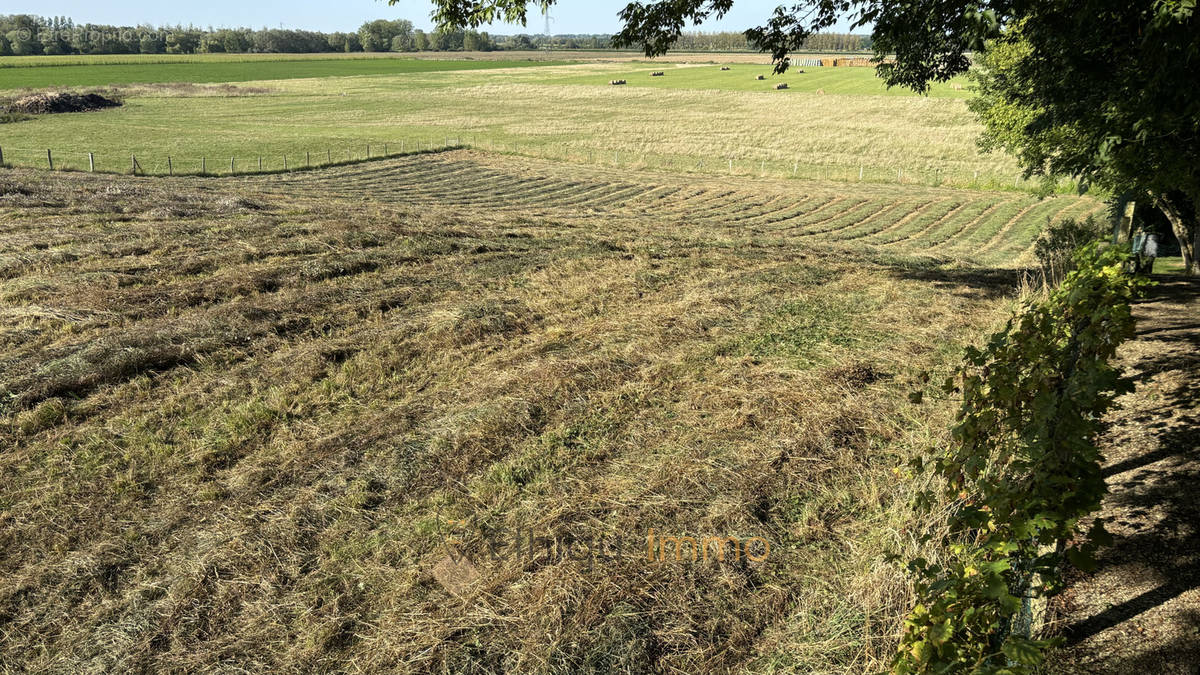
[7,92,122,115]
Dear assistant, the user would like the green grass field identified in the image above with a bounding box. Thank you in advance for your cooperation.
[0,58,1034,190]
[0,56,571,89]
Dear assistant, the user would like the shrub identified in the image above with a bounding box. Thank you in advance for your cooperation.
[1033,215,1108,285]
[894,243,1145,674]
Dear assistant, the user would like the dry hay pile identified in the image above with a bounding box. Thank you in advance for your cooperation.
[609,79,627,85]
[5,92,122,115]
[650,71,664,76]
[720,66,731,70]
[756,74,766,80]
[775,83,789,90]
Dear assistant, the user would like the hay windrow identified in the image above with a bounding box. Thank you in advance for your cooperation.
[0,157,1022,674]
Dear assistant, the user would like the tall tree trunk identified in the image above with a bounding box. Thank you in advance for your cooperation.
[1153,193,1198,275]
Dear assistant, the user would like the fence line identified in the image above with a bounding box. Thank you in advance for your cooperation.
[0,138,1072,194]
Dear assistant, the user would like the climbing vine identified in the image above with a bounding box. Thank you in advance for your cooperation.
[894,243,1147,674]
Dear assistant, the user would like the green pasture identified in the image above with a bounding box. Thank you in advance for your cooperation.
[0,59,1031,188]
[0,57,571,90]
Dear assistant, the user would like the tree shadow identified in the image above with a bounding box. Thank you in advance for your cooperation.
[878,258,1027,300]
[1050,276,1200,671]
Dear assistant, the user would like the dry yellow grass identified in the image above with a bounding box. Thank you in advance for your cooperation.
[1,153,1035,673]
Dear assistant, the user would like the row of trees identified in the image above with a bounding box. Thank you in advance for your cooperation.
[0,15,501,55]
[0,15,868,56]
[672,30,869,51]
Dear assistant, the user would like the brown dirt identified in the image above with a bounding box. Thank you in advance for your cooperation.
[1048,275,1200,674]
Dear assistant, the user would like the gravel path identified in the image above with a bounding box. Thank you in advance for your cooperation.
[1049,275,1200,674]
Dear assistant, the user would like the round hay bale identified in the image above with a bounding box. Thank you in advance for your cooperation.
[775,83,788,90]
[720,66,731,71]
[755,75,765,80]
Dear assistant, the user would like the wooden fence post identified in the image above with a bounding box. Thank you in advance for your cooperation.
[859,165,864,180]
[0,146,5,165]
[259,157,263,171]
[168,156,173,176]
[88,152,95,172]
[284,155,288,170]
[306,151,310,167]
[326,149,331,163]
[366,144,370,158]
[202,157,206,174]
[47,149,54,171]
[384,143,388,155]
[230,157,235,175]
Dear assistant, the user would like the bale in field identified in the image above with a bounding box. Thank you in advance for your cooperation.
[720,66,731,70]
[609,79,627,86]
[775,83,788,90]
[755,75,765,80]
[651,71,664,77]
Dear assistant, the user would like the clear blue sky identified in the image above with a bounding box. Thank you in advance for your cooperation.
[6,1,864,35]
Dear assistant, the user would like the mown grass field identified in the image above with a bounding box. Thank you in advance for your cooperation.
[0,60,1026,190]
[0,150,1097,673]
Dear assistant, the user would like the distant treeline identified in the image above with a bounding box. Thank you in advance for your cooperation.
[0,14,869,56]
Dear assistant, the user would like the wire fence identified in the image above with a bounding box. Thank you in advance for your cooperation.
[0,136,1076,194]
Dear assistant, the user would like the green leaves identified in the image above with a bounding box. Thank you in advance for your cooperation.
[1001,637,1045,666]
[893,243,1141,674]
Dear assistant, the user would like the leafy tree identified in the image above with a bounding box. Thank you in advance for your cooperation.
[197,33,225,53]
[969,9,1199,273]
[6,29,35,55]
[0,34,10,56]
[165,30,200,54]
[359,19,413,53]
[463,30,481,51]
[507,34,534,50]
[139,32,164,54]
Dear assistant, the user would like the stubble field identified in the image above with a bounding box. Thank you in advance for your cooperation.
[0,56,1098,674]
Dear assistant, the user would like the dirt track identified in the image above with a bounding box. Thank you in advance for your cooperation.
[1050,275,1200,673]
